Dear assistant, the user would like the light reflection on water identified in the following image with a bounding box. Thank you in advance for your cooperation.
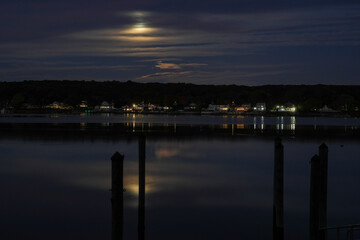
[1,114,360,127]
[0,130,360,240]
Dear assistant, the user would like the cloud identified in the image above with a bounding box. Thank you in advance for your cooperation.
[2,5,359,60]
[155,61,182,69]
[154,61,207,69]
[136,58,182,62]
[137,71,193,80]
[135,66,292,85]
[1,1,359,43]
[0,2,359,84]
[181,63,208,67]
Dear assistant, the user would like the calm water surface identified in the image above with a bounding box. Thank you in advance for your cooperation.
[1,114,360,127]
[0,116,359,239]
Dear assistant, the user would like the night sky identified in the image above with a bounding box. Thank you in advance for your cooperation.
[1,0,359,85]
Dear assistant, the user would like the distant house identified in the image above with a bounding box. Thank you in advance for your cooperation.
[121,105,133,112]
[242,104,252,111]
[235,106,245,112]
[79,100,88,108]
[45,101,71,110]
[163,106,172,111]
[274,104,296,112]
[133,104,145,112]
[100,101,111,110]
[254,103,266,111]
[189,103,197,110]
[184,103,197,111]
[47,101,64,109]
[235,104,251,113]
[207,104,229,112]
[318,105,337,113]
[147,104,156,111]
[275,105,285,111]
[207,104,216,112]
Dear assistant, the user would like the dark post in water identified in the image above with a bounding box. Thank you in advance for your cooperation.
[319,143,328,240]
[273,137,284,240]
[111,152,124,240]
[310,154,321,240]
[309,143,329,240]
[138,134,146,240]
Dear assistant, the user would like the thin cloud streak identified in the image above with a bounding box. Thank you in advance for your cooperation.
[136,68,291,85]
[155,61,207,70]
[137,71,193,80]
[155,61,182,70]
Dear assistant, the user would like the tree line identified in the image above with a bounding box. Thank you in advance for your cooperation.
[1,80,360,113]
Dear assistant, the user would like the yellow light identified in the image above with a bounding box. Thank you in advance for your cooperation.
[236,124,245,129]
[123,24,156,35]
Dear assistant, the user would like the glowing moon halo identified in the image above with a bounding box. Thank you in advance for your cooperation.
[122,23,156,35]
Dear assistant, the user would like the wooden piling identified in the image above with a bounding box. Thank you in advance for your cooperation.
[111,152,124,240]
[273,137,284,240]
[310,154,321,240]
[138,134,146,240]
[319,143,328,240]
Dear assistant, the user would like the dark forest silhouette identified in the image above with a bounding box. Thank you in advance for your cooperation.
[1,81,360,113]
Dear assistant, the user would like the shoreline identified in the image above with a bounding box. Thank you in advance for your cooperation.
[0,109,357,118]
